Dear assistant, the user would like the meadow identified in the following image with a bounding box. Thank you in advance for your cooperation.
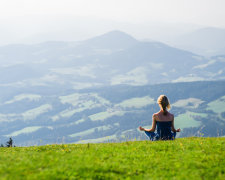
[0,137,224,179]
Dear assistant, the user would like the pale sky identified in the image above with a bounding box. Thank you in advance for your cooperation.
[0,0,225,27]
[0,0,225,45]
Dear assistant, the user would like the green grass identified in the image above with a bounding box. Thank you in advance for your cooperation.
[0,137,224,179]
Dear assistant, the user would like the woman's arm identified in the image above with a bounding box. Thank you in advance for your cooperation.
[171,115,181,132]
[139,114,157,132]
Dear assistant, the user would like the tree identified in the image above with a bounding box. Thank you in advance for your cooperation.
[6,137,13,147]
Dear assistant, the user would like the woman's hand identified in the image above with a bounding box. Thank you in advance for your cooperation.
[139,126,145,131]
[176,128,181,132]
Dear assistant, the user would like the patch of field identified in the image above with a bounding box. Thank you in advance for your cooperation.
[175,111,207,129]
[91,93,111,105]
[75,134,117,144]
[69,125,112,138]
[192,55,204,61]
[59,93,110,107]
[50,66,96,78]
[193,60,215,69]
[89,110,125,121]
[52,100,102,121]
[172,98,204,108]
[22,104,52,121]
[59,93,82,106]
[111,67,148,85]
[60,104,93,118]
[172,76,205,83]
[52,108,85,121]
[5,94,41,104]
[72,119,85,125]
[206,95,225,114]
[5,126,42,137]
[58,93,111,120]
[0,113,19,122]
[116,96,155,108]
[113,123,120,126]
[72,82,102,90]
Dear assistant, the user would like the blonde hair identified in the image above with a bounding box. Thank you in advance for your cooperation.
[157,95,171,115]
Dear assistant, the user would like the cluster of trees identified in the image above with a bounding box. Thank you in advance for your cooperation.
[0,137,15,147]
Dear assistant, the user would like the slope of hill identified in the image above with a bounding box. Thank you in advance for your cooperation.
[0,138,224,179]
[0,80,225,146]
[0,30,224,88]
[0,31,225,146]
[171,27,225,56]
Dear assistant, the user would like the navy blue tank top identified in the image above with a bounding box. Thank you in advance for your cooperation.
[156,121,173,140]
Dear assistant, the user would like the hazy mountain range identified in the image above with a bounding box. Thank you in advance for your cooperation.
[0,30,225,88]
[0,30,225,146]
[170,27,225,56]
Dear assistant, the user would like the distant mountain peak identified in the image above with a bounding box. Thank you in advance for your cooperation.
[99,30,136,39]
[84,30,138,50]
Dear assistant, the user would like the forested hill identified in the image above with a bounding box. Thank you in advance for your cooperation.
[0,80,225,146]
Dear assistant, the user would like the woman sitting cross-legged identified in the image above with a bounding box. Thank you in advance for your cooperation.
[139,95,180,141]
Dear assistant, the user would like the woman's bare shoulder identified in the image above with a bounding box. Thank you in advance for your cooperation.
[152,112,160,120]
[153,112,160,117]
[168,112,174,118]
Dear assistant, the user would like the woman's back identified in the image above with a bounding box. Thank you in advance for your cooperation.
[153,111,174,122]
[139,95,180,141]
[154,111,174,140]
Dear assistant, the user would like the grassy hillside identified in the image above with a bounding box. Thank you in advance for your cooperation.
[0,138,224,179]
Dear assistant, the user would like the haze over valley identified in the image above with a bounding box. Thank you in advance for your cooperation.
[0,0,225,146]
[0,30,225,145]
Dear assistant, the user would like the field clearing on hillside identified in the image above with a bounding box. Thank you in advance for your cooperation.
[175,111,207,129]
[59,93,110,106]
[5,94,41,104]
[5,126,42,137]
[0,138,224,179]
[207,96,225,114]
[69,125,112,138]
[89,110,126,121]
[116,96,155,108]
[22,104,52,120]
[172,98,204,108]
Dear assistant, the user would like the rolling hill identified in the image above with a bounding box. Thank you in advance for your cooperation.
[0,30,224,88]
[0,80,224,146]
[0,31,225,146]
[171,27,225,56]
